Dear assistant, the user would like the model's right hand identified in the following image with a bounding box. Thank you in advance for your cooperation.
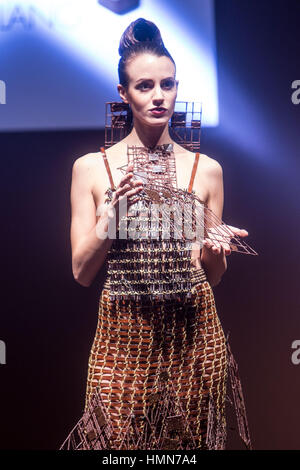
[110,162,144,216]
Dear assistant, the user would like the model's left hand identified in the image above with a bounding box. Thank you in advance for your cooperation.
[202,225,248,256]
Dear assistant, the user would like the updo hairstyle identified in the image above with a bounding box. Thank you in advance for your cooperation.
[118,18,175,89]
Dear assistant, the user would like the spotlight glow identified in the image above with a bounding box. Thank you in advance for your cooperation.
[0,0,219,130]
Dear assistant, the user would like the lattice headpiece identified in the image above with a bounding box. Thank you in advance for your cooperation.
[105,101,202,152]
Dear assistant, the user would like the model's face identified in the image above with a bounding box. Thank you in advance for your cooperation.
[118,53,178,127]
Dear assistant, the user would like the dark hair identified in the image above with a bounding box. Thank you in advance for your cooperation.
[118,18,176,88]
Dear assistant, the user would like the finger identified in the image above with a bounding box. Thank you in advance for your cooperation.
[132,179,144,187]
[203,239,216,252]
[128,196,140,206]
[117,187,143,208]
[114,184,132,201]
[221,243,231,255]
[239,229,249,236]
[206,227,230,244]
[221,241,231,251]
[117,183,131,194]
[227,225,249,237]
[126,162,134,173]
[205,242,220,255]
[232,228,248,237]
[119,172,134,187]
[126,186,144,198]
[211,239,222,249]
[203,238,225,255]
[212,245,221,255]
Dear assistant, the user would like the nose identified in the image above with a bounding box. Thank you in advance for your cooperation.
[152,85,164,106]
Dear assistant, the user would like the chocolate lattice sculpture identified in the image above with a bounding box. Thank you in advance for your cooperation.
[102,142,257,302]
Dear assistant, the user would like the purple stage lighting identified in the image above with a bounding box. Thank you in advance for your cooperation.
[98,0,140,14]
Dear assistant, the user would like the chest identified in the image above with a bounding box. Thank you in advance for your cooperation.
[92,152,208,210]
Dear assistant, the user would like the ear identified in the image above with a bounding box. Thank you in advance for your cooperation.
[117,84,129,104]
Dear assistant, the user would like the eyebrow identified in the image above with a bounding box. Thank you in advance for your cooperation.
[135,76,175,84]
[135,78,152,83]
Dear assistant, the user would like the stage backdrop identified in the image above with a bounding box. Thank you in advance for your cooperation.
[0,0,218,130]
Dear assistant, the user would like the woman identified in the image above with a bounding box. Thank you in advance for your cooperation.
[70,18,249,450]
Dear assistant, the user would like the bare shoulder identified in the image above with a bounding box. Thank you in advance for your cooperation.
[71,151,105,186]
[198,153,223,176]
[72,143,125,168]
[72,152,102,173]
[105,140,125,155]
[175,147,223,203]
[175,143,222,173]
[104,141,129,168]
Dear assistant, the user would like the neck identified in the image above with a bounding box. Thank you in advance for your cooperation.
[125,119,173,149]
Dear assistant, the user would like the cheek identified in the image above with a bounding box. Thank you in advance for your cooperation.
[171,87,178,98]
[165,87,177,102]
[130,94,149,112]
[167,90,177,108]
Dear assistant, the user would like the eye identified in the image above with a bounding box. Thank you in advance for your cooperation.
[136,81,152,91]
[161,79,175,90]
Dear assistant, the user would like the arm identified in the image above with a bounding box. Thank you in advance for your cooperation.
[70,156,114,287]
[70,157,144,287]
[200,160,227,287]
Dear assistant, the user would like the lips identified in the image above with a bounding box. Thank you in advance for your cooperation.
[150,107,167,116]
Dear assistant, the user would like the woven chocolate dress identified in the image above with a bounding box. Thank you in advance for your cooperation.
[84,146,228,450]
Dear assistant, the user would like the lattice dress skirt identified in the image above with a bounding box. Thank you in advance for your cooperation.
[85,267,228,450]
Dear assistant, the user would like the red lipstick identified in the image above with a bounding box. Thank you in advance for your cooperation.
[150,107,167,116]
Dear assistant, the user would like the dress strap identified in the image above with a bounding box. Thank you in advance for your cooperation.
[187,152,200,193]
[100,147,116,190]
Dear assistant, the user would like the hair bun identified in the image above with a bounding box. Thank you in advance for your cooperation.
[118,18,164,56]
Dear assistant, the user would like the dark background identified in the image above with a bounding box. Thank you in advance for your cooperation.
[1,0,300,449]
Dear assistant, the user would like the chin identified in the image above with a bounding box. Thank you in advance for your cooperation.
[148,116,170,125]
[135,115,170,128]
[150,118,169,125]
